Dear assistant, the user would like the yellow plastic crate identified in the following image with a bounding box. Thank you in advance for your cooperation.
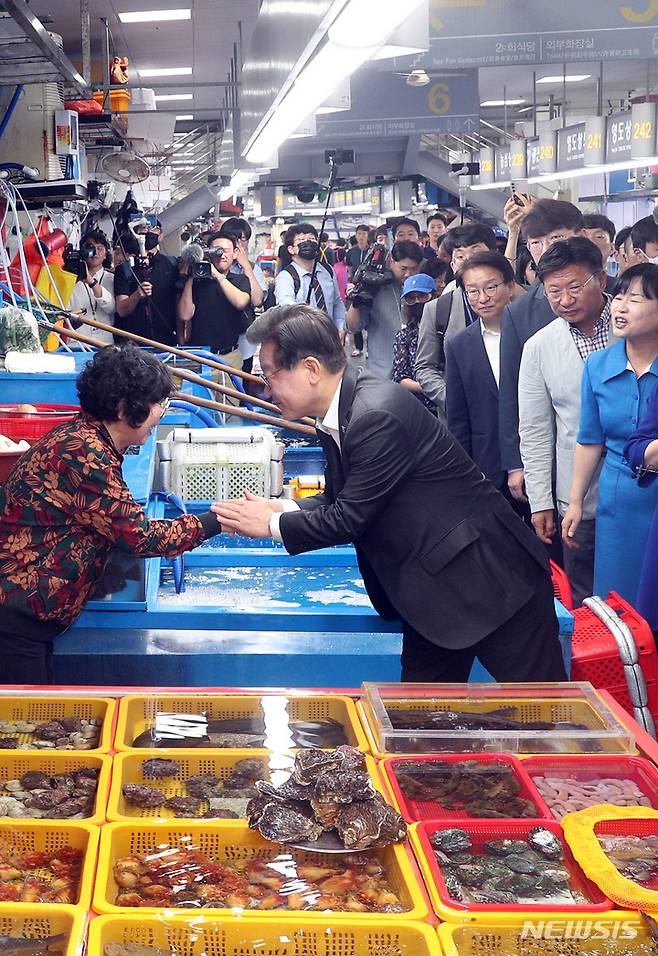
[0,696,115,754]
[115,693,369,753]
[0,819,98,908]
[90,913,441,956]
[93,820,428,920]
[0,904,86,956]
[107,749,384,822]
[437,912,653,954]
[0,751,111,824]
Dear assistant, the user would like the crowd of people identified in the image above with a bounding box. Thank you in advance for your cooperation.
[62,200,658,632]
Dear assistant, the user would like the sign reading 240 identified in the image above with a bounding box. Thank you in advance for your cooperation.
[620,0,658,20]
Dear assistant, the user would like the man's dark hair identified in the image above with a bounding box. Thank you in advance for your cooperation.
[420,257,450,280]
[631,216,658,252]
[390,240,424,264]
[457,249,515,288]
[246,304,347,374]
[614,225,632,251]
[614,261,658,300]
[219,216,252,242]
[442,224,497,256]
[582,213,616,243]
[521,199,584,240]
[375,225,388,238]
[393,217,421,238]
[536,236,604,282]
[320,231,330,243]
[334,237,347,248]
[515,245,536,286]
[427,213,448,227]
[76,345,173,428]
[208,231,237,248]
[355,224,370,234]
[285,222,318,248]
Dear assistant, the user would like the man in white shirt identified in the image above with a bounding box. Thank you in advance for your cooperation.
[66,230,115,344]
[519,237,613,605]
[274,223,345,331]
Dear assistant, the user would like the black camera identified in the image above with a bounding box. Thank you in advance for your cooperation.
[63,242,96,280]
[192,260,212,279]
[350,244,391,309]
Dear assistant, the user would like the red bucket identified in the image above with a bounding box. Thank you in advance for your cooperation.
[0,404,78,443]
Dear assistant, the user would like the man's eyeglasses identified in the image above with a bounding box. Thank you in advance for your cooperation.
[258,367,284,389]
[545,273,598,301]
[464,282,507,301]
[528,233,569,251]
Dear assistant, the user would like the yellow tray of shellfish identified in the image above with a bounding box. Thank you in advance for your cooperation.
[107,749,383,822]
[93,819,429,920]
[437,912,655,954]
[0,750,111,825]
[0,904,87,956]
[89,913,441,955]
[114,693,369,753]
[0,696,116,754]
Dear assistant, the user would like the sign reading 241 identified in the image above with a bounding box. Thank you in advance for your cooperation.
[620,0,658,21]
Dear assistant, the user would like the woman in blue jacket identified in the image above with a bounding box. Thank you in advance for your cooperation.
[562,263,658,603]
[625,378,658,629]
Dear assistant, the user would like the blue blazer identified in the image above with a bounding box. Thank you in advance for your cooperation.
[445,321,505,490]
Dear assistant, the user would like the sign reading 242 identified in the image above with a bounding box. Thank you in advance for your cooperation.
[620,0,658,21]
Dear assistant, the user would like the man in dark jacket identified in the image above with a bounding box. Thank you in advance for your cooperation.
[215,303,566,683]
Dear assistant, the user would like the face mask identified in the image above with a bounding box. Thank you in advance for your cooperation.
[406,302,426,323]
[144,231,159,251]
[297,240,319,260]
[643,252,658,265]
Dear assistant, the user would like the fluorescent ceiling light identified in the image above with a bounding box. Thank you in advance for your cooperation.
[536,74,591,84]
[470,180,511,190]
[480,98,525,106]
[219,169,255,201]
[137,67,192,78]
[176,114,193,120]
[154,93,193,101]
[246,0,426,164]
[118,9,191,23]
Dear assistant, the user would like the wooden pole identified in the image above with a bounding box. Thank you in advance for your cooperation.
[35,321,317,437]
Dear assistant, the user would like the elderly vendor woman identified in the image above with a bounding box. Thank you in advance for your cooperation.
[0,346,222,683]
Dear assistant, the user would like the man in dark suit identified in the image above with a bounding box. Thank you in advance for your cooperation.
[499,199,584,501]
[215,304,566,683]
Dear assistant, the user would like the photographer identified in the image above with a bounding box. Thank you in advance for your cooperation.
[346,239,423,379]
[114,226,178,345]
[176,233,250,369]
[220,216,268,373]
[65,231,115,345]
[274,223,345,331]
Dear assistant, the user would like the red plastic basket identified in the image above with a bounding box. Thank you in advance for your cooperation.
[380,753,551,824]
[0,450,24,484]
[523,754,658,821]
[0,404,78,443]
[550,560,574,610]
[412,819,610,916]
[571,592,658,705]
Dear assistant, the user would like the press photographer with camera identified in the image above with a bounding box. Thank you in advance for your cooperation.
[113,224,178,346]
[65,231,115,345]
[274,223,345,331]
[346,239,423,379]
[176,233,250,368]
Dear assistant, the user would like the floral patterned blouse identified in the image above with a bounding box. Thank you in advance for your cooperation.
[391,323,436,413]
[0,413,213,628]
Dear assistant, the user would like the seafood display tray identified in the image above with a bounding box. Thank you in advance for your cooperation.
[93,820,429,919]
[410,819,611,921]
[522,754,658,821]
[107,749,383,822]
[0,820,99,910]
[114,693,369,752]
[0,904,86,956]
[359,682,635,756]
[0,696,116,754]
[89,914,441,956]
[0,751,111,825]
[437,912,653,955]
[380,753,552,824]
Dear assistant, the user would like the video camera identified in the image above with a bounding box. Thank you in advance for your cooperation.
[192,246,226,280]
[350,244,391,309]
[63,241,96,281]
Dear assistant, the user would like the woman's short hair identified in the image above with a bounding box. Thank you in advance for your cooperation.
[613,262,658,300]
[246,304,347,374]
[82,229,112,269]
[76,345,173,427]
[457,249,515,288]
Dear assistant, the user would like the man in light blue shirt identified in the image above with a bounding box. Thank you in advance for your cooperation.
[274,222,346,331]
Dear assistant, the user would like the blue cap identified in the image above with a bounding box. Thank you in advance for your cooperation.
[401,273,435,298]
[492,226,508,239]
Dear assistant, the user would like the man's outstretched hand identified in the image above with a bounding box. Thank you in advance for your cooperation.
[212,490,281,538]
